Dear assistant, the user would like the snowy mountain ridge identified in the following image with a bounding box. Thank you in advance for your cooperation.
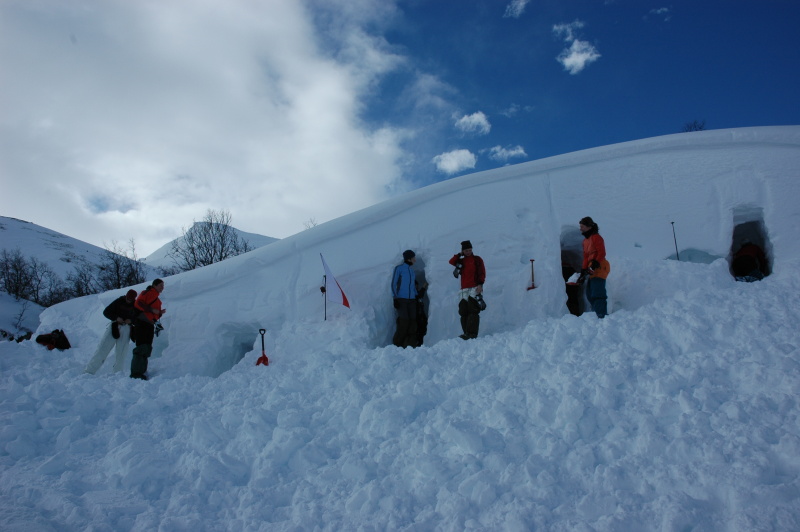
[0,215,128,280]
[143,222,279,271]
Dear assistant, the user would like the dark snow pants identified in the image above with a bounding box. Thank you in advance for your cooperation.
[458,297,481,339]
[586,277,608,318]
[393,299,418,348]
[131,321,155,379]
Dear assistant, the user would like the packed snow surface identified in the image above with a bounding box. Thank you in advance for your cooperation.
[2,127,800,530]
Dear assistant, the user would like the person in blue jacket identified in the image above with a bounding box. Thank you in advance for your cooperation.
[392,250,419,348]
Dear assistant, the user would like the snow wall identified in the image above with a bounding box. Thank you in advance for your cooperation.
[39,126,800,377]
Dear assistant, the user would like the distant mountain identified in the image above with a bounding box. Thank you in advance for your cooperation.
[0,216,126,280]
[143,224,279,272]
[0,216,160,335]
[0,216,278,334]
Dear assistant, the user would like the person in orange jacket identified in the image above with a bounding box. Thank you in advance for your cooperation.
[578,217,610,318]
[131,279,166,380]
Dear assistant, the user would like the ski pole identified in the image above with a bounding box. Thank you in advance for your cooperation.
[320,275,327,321]
[671,222,680,261]
[256,328,269,366]
[527,259,536,290]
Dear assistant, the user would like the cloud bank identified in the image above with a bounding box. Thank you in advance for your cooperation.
[0,0,412,253]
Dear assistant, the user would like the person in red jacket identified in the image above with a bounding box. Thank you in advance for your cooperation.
[578,217,610,318]
[449,240,486,339]
[131,279,166,380]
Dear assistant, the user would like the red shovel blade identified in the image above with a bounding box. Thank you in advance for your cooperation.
[256,354,269,366]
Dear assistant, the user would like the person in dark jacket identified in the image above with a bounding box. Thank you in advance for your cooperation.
[392,250,419,348]
[731,242,768,281]
[577,217,610,318]
[449,240,486,339]
[131,279,166,380]
[85,289,138,374]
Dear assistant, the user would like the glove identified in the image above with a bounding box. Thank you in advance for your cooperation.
[589,260,600,270]
[452,254,464,278]
[577,269,589,284]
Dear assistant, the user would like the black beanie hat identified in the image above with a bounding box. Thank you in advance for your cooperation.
[579,217,595,227]
[461,240,473,250]
[403,249,415,260]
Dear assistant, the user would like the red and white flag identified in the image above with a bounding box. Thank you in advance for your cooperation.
[320,254,350,309]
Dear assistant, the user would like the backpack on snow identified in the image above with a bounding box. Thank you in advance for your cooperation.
[35,329,71,351]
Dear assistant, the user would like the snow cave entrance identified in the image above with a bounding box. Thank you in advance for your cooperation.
[729,207,771,281]
[214,322,261,377]
[560,226,585,316]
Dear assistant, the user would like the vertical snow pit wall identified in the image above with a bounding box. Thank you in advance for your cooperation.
[560,226,584,316]
[729,206,771,279]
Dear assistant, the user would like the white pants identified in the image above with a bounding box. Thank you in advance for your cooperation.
[84,323,131,374]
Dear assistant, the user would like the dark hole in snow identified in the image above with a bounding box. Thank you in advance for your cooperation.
[730,207,771,282]
[560,226,585,316]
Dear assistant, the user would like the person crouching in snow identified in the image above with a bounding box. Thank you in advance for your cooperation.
[392,250,419,348]
[578,217,610,318]
[84,289,138,374]
[131,279,166,380]
[449,240,486,339]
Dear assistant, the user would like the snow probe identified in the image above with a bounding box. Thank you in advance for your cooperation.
[527,259,537,290]
[256,328,269,366]
[671,222,680,261]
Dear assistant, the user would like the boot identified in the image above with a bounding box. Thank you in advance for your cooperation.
[465,312,480,339]
[404,320,419,348]
[393,318,410,347]
[130,344,152,379]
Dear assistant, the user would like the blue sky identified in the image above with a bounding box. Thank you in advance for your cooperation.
[1,0,798,254]
[373,0,800,183]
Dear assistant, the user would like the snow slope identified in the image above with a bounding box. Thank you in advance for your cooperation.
[1,127,800,530]
[0,215,162,303]
[0,292,41,338]
[0,216,118,280]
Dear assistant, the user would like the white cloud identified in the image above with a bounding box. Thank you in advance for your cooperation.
[455,112,491,136]
[503,0,530,19]
[553,20,600,75]
[0,0,412,254]
[488,145,527,162]
[557,40,602,75]
[647,7,672,21]
[432,149,477,175]
[553,20,585,42]
[499,103,535,117]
